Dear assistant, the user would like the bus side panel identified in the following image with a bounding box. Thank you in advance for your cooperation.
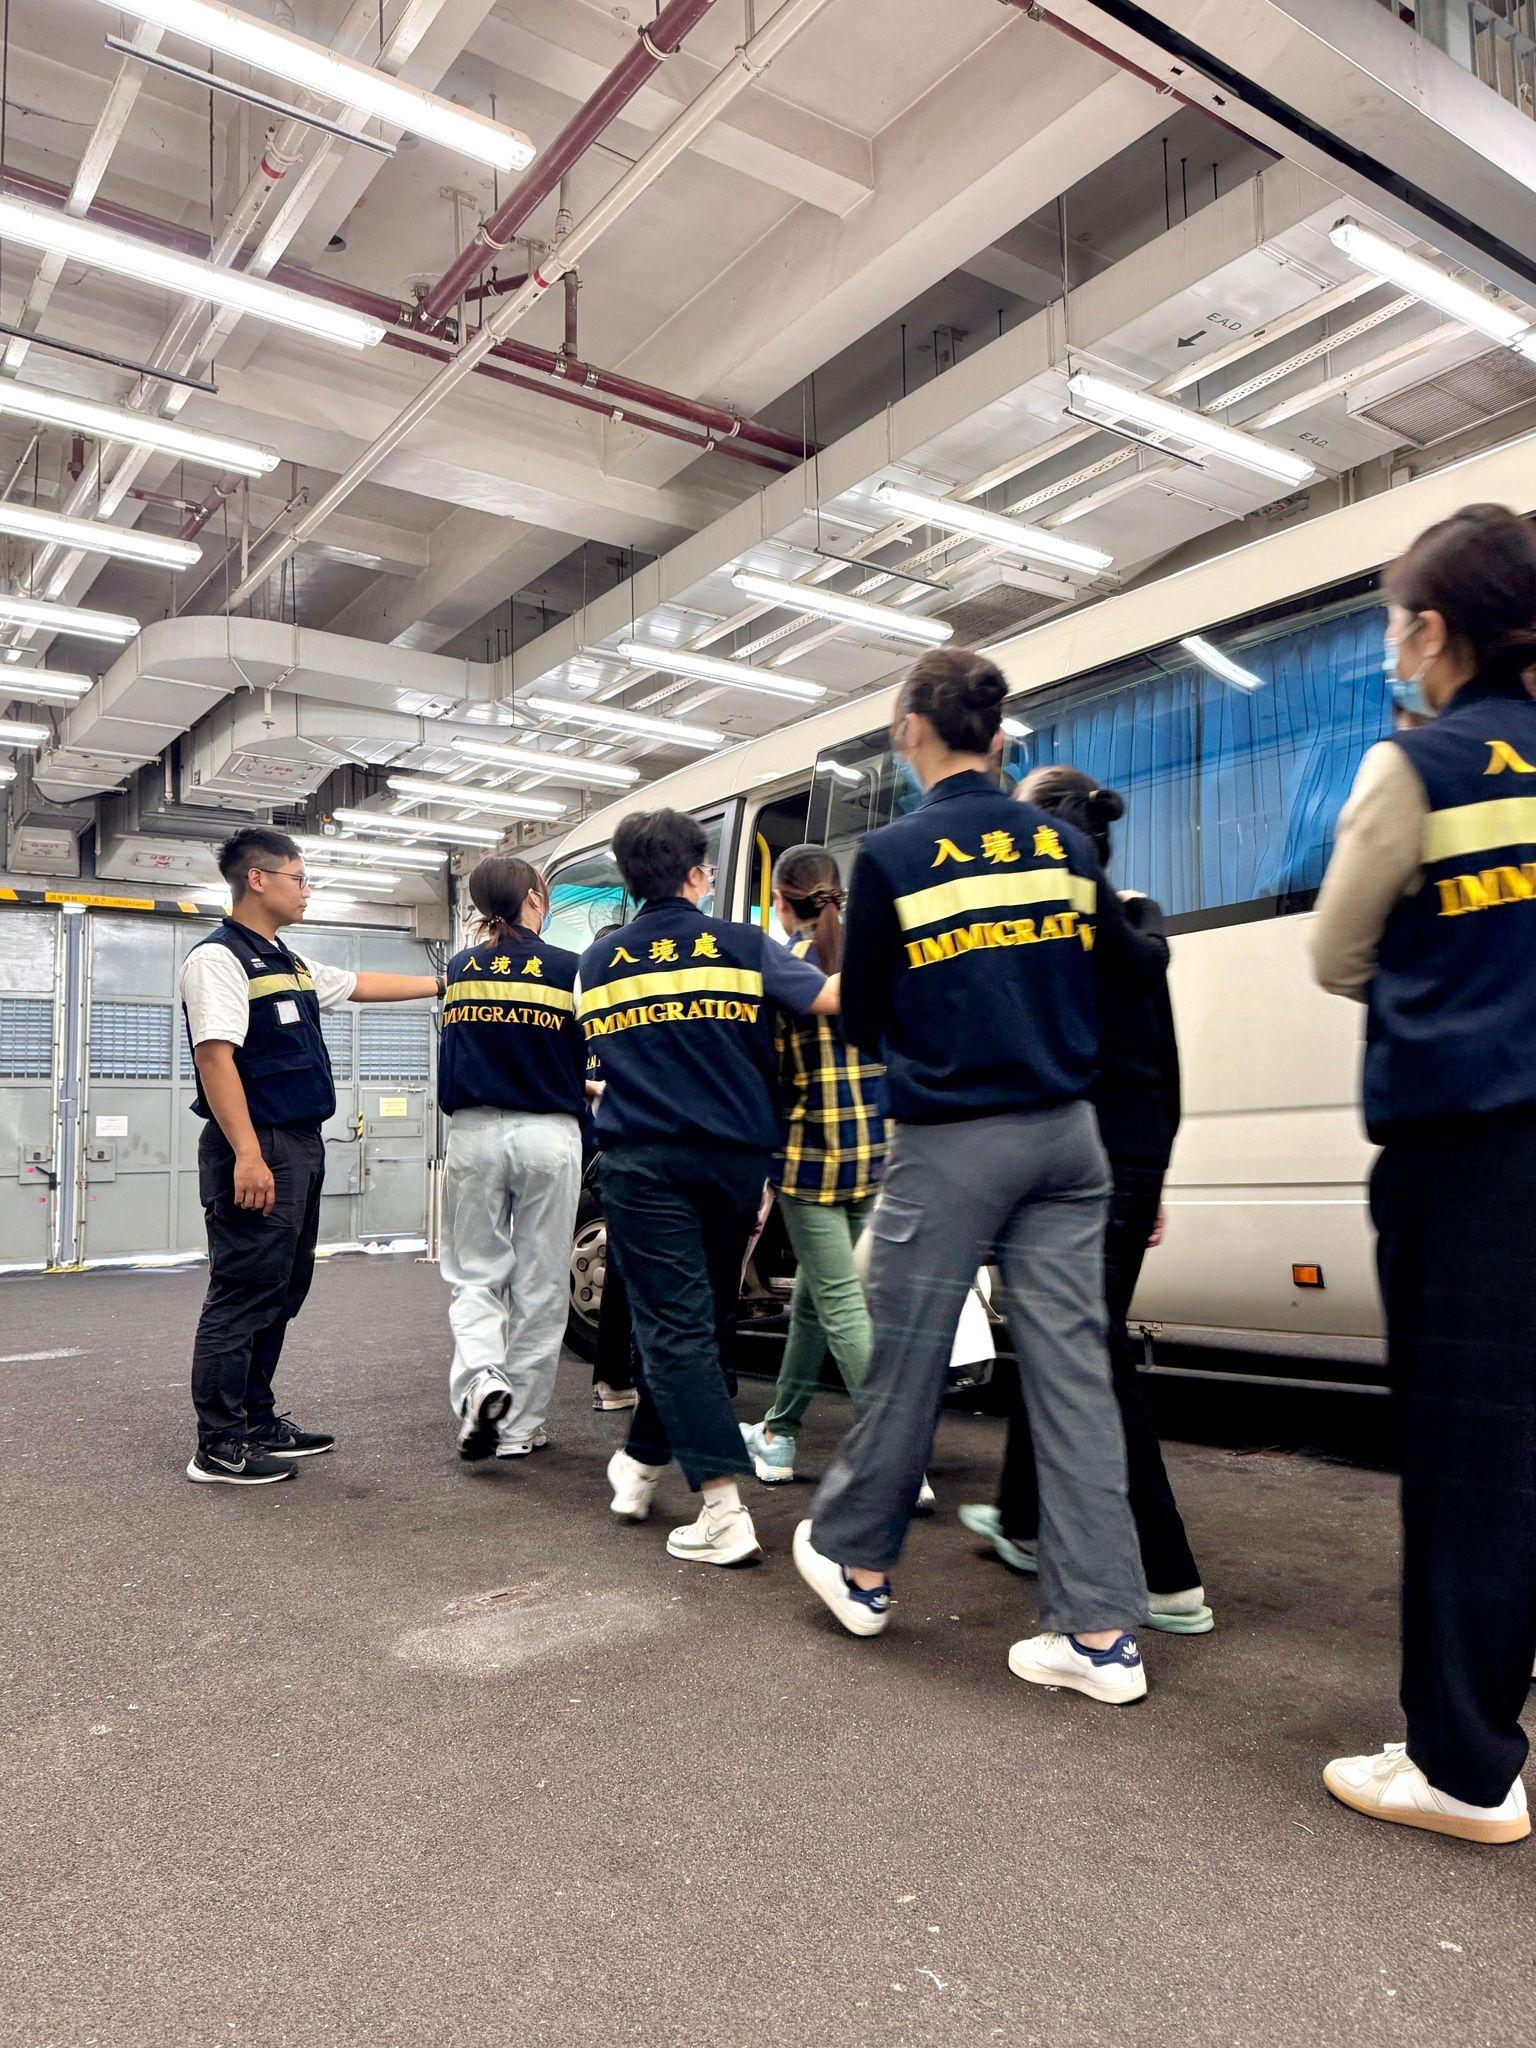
[1134,913,1381,1342]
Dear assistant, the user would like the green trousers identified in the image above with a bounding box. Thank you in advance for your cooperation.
[763,1190,877,1439]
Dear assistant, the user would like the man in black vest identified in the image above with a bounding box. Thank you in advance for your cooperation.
[181,826,443,1485]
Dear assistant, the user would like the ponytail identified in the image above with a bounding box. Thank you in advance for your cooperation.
[773,843,845,973]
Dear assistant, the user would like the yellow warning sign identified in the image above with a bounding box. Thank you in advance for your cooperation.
[377,1096,410,1118]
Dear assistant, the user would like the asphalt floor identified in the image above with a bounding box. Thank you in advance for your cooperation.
[2,1255,1532,2048]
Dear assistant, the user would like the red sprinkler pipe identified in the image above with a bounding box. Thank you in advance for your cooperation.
[416,0,718,327]
[0,163,807,469]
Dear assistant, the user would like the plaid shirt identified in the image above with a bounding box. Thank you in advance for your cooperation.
[773,931,888,1203]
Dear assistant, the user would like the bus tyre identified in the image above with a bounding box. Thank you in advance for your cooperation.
[566,1181,606,1364]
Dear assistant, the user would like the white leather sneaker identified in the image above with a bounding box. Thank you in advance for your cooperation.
[1324,1742,1530,1845]
[607,1447,660,1522]
[665,1497,762,1566]
[792,1519,892,1637]
[1008,1629,1147,1705]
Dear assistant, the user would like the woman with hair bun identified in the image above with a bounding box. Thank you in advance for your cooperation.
[740,845,889,1484]
[439,853,586,1464]
[1313,503,1536,1846]
[961,764,1210,1637]
[792,647,1166,1705]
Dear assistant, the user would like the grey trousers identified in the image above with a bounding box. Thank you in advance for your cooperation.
[809,1102,1147,1635]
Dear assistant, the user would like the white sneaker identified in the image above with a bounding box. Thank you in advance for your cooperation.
[1323,1742,1530,1845]
[1145,1584,1215,1635]
[457,1373,511,1463]
[666,1497,762,1566]
[607,1447,660,1522]
[792,1518,892,1637]
[494,1427,548,1460]
[1008,1629,1147,1706]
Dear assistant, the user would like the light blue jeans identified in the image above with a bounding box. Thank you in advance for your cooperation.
[441,1107,582,1446]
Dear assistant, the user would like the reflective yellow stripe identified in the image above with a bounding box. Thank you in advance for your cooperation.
[246,972,316,1000]
[444,978,573,1012]
[1423,795,1536,866]
[578,964,764,1017]
[893,869,1097,933]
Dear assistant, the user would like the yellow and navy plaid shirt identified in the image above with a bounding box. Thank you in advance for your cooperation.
[774,930,888,1203]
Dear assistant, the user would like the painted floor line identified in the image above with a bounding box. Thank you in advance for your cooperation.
[0,1346,87,1364]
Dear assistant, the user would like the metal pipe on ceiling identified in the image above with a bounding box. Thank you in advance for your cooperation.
[222,0,837,618]
[417,0,719,327]
[0,165,809,467]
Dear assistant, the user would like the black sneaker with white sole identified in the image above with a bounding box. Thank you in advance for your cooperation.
[249,1413,335,1459]
[457,1376,512,1462]
[186,1438,297,1486]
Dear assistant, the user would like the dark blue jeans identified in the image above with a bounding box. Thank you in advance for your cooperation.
[601,1142,765,1490]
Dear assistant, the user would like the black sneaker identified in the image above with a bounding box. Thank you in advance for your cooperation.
[186,1438,297,1486]
[458,1373,512,1462]
[247,1413,335,1458]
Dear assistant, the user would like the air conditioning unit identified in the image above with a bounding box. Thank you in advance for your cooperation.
[8,822,80,878]
[930,564,1076,647]
[96,833,221,891]
[183,694,337,810]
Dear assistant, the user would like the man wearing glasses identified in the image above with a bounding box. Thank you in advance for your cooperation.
[180,826,443,1486]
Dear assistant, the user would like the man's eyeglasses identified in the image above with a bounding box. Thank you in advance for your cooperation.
[251,864,310,889]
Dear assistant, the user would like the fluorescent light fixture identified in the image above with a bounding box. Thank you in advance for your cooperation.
[731,570,954,647]
[613,640,827,704]
[1180,634,1264,692]
[0,720,51,747]
[0,762,16,783]
[96,0,537,174]
[449,737,641,788]
[874,483,1113,574]
[1066,372,1317,488]
[0,198,386,351]
[298,865,399,889]
[1329,218,1536,362]
[2,668,93,699]
[0,383,279,476]
[386,775,566,820]
[0,592,139,643]
[1001,716,1034,740]
[330,807,501,847]
[303,894,358,917]
[297,834,444,871]
[523,692,724,751]
[0,501,202,570]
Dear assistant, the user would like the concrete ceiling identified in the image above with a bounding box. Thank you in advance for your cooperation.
[1,0,1534,913]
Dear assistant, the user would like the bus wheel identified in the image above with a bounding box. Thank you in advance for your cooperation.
[566,1188,606,1362]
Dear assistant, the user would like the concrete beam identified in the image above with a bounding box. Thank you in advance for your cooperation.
[509,159,1342,689]
[466,0,873,219]
[1047,0,1536,298]
[321,514,574,650]
[599,16,1169,488]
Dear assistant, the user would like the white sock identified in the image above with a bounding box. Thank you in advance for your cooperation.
[705,1480,743,1514]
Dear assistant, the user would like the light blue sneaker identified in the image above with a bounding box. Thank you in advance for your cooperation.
[741,1419,796,1484]
[958,1501,1039,1574]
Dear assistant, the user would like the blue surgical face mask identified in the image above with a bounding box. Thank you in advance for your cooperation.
[1386,618,1433,719]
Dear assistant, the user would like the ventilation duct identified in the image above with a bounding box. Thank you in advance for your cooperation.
[931,565,1078,647]
[1351,348,1536,448]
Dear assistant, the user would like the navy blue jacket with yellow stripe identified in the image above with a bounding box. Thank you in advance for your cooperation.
[439,925,585,1119]
[186,918,335,1130]
[1367,680,1536,1135]
[840,769,1168,1124]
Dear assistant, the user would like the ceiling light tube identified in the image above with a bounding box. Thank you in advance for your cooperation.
[329,808,501,848]
[0,198,386,351]
[523,692,724,750]
[1328,218,1536,362]
[296,865,400,889]
[0,501,203,570]
[386,775,566,820]
[0,383,279,475]
[1180,634,1264,692]
[94,0,537,174]
[2,671,93,704]
[1066,372,1317,488]
[0,720,51,747]
[0,762,16,783]
[612,640,827,704]
[730,570,954,647]
[449,737,641,788]
[296,835,444,871]
[0,593,139,643]
[873,482,1114,574]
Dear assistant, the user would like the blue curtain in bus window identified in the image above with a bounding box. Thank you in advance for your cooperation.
[1196,604,1389,908]
[1024,668,1201,914]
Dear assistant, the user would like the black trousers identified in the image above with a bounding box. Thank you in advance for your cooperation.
[997,1158,1200,1595]
[601,1141,764,1491]
[1372,1111,1536,1806]
[190,1122,326,1449]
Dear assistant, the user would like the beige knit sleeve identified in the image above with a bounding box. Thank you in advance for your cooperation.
[1310,741,1428,1002]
